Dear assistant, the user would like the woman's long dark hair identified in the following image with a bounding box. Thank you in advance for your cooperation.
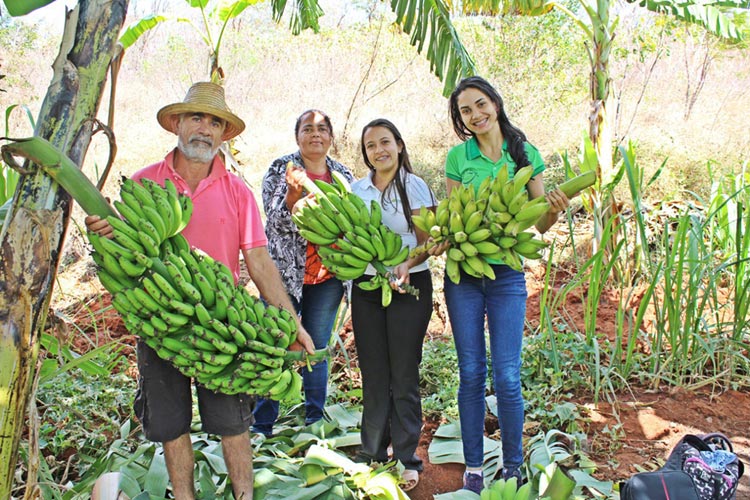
[360,118,426,233]
[448,76,529,169]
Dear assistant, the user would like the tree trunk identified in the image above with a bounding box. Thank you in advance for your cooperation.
[586,0,615,255]
[0,1,128,497]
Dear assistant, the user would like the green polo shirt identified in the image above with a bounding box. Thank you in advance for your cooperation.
[445,137,545,192]
[445,137,545,267]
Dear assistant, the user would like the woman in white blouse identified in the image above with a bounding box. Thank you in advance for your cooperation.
[351,118,436,492]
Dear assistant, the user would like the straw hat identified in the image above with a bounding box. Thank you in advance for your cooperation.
[157,82,245,141]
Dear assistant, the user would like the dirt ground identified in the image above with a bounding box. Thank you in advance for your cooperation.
[403,261,750,500]
[50,245,750,499]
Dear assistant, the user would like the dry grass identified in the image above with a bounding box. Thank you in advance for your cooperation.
[3,3,748,216]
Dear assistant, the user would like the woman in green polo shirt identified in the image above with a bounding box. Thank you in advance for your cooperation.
[440,76,570,494]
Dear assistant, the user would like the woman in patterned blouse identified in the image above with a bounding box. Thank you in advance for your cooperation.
[254,109,355,436]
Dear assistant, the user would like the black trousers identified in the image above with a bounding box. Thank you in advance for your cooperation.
[351,270,433,471]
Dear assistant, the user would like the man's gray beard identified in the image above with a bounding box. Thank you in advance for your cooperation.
[178,136,219,163]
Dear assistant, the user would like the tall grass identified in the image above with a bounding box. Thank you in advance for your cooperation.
[532,144,750,401]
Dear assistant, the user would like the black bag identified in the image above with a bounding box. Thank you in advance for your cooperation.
[620,433,745,500]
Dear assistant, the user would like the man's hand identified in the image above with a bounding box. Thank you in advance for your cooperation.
[84,215,114,238]
[291,325,315,354]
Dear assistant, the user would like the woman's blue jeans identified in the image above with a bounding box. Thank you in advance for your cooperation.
[252,277,344,435]
[444,264,527,469]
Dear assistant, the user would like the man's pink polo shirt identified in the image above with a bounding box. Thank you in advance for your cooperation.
[131,149,267,282]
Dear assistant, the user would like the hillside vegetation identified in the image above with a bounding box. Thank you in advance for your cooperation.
[3,2,749,499]
[2,1,748,206]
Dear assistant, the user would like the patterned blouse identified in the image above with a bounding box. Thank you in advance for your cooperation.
[261,151,355,302]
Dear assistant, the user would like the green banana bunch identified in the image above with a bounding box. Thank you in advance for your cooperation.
[114,177,193,253]
[479,477,531,500]
[411,166,597,282]
[481,165,549,273]
[410,179,501,283]
[89,178,332,402]
[485,167,597,272]
[287,161,417,304]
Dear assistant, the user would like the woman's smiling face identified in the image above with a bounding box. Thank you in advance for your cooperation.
[456,87,499,136]
[363,125,402,176]
[296,111,332,159]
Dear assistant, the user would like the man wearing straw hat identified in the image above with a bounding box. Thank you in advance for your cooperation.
[86,82,315,499]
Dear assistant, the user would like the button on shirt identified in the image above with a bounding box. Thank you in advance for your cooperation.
[352,171,435,275]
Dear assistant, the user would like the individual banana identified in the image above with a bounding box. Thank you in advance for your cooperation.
[149,270,182,302]
[267,369,293,398]
[368,229,387,261]
[330,170,351,193]
[130,287,163,313]
[113,199,143,229]
[381,245,409,267]
[449,211,465,235]
[299,229,337,246]
[506,190,529,216]
[279,370,303,403]
[369,199,382,227]
[116,254,147,278]
[463,210,484,235]
[142,205,168,242]
[327,264,366,281]
[514,196,549,223]
[138,219,162,253]
[338,195,362,226]
[313,179,341,197]
[163,179,185,234]
[447,247,466,262]
[111,292,136,315]
[431,197,447,226]
[154,195,177,239]
[468,228,492,244]
[141,275,173,309]
[99,251,132,283]
[380,281,392,307]
[126,178,158,211]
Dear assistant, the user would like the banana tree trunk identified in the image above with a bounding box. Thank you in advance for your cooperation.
[0,1,128,497]
[585,0,616,254]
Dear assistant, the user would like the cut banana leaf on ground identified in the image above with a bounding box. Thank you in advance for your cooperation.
[427,431,501,466]
[325,403,363,429]
[359,470,410,500]
[303,444,369,475]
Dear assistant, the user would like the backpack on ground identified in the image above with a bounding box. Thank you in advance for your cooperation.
[620,432,745,500]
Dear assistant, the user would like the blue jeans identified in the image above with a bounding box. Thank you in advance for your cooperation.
[252,277,344,435]
[444,264,527,469]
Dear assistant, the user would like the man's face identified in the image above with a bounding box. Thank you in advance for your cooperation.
[175,113,226,163]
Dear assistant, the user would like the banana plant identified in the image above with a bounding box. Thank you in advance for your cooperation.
[119,1,270,84]
[0,1,128,497]
[450,0,747,258]
[116,0,476,94]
